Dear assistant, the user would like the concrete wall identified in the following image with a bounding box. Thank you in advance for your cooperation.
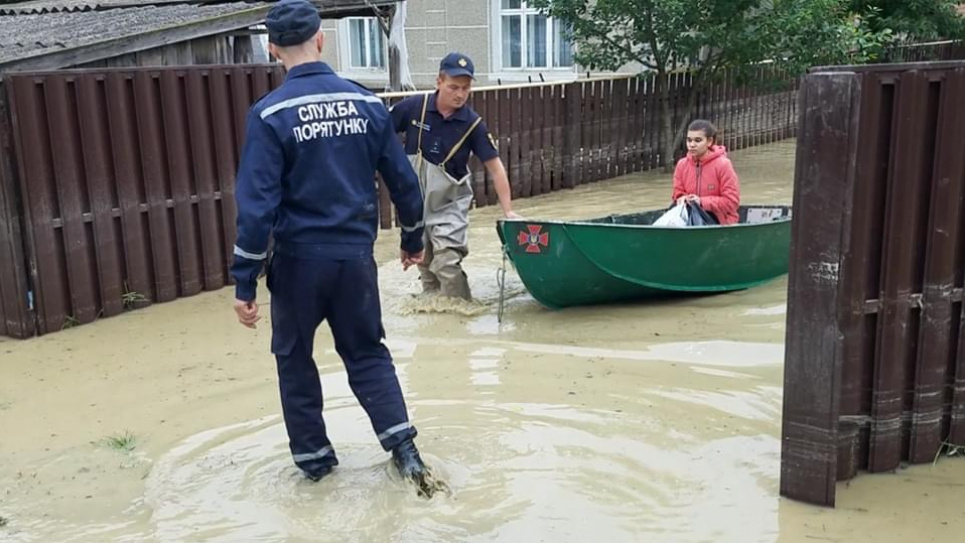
[313,0,641,90]
[319,0,597,90]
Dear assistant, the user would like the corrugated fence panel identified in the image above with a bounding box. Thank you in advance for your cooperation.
[5,66,283,335]
[782,61,965,506]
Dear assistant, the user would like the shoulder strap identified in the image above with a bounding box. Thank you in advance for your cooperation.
[441,116,483,167]
[416,93,429,154]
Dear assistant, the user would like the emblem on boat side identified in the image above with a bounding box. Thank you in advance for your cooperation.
[518,225,549,254]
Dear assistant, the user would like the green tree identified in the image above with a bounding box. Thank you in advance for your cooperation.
[531,0,889,170]
[850,0,965,41]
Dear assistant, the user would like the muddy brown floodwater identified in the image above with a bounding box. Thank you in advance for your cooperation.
[1,140,963,542]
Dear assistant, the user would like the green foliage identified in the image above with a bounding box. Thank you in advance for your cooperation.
[850,0,965,41]
[530,1,895,167]
[530,0,891,77]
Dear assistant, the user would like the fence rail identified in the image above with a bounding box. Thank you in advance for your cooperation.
[0,63,798,337]
[782,60,965,506]
[882,40,965,63]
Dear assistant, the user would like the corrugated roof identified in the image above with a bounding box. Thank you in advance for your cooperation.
[0,0,393,16]
[0,1,186,15]
[0,3,266,64]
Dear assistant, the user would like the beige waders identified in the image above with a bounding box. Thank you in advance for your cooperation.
[407,94,481,300]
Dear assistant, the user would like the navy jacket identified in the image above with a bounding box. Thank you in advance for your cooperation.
[390,92,499,179]
[231,62,424,301]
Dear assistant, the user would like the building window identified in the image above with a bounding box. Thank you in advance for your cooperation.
[346,17,385,70]
[499,0,574,70]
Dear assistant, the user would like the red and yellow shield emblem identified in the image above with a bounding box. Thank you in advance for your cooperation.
[517,225,549,254]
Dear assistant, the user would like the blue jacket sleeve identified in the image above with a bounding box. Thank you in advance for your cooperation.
[377,119,424,254]
[230,109,284,302]
[389,98,409,134]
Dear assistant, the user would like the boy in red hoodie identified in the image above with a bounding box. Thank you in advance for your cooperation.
[671,120,741,225]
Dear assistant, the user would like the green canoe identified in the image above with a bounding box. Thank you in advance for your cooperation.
[496,205,792,309]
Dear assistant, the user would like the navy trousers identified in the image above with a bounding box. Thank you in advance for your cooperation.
[267,253,416,475]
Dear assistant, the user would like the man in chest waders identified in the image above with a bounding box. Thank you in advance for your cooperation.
[390,53,521,300]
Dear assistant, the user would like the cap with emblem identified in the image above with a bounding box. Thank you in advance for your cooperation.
[266,0,322,47]
[439,52,475,79]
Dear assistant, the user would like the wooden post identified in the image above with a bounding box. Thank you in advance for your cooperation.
[780,70,862,507]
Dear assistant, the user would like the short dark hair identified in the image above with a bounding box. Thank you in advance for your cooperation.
[687,119,718,143]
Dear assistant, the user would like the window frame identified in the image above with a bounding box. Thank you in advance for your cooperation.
[338,16,389,75]
[492,0,576,76]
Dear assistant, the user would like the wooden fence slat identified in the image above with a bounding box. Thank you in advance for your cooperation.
[837,71,891,479]
[133,71,178,304]
[550,84,564,191]
[501,88,519,198]
[46,77,99,324]
[562,82,581,189]
[160,70,202,298]
[0,92,34,338]
[648,75,660,170]
[186,70,226,291]
[870,71,933,472]
[602,78,615,180]
[520,86,534,197]
[209,68,240,269]
[9,78,66,333]
[910,69,965,461]
[469,91,487,207]
[590,80,602,182]
[781,71,862,507]
[486,90,500,206]
[230,68,253,161]
[105,73,154,310]
[76,74,124,319]
[539,85,551,195]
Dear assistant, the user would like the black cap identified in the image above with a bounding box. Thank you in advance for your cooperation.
[439,52,475,79]
[266,0,322,47]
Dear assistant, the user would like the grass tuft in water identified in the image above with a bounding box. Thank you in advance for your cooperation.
[100,431,138,453]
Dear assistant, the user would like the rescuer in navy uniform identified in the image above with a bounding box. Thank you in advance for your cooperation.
[230,0,431,493]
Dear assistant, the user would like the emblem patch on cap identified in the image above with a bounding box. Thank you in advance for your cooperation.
[458,58,468,67]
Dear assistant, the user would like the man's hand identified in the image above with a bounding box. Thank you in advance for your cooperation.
[401,249,425,271]
[503,210,524,220]
[234,299,261,329]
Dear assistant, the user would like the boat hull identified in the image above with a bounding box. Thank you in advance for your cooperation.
[497,206,792,309]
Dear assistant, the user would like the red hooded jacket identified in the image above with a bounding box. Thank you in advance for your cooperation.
[671,145,741,225]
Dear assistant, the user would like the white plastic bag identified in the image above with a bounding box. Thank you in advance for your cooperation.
[653,202,688,227]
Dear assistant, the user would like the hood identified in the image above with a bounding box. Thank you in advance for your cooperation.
[690,145,728,165]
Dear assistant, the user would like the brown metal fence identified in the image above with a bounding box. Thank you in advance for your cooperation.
[2,66,286,335]
[782,60,965,506]
[0,64,798,337]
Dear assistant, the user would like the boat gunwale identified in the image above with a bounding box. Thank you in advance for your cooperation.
[496,205,792,232]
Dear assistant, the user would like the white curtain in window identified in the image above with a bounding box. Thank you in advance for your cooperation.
[498,1,573,70]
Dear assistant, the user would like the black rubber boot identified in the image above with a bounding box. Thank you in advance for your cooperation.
[303,465,333,482]
[391,438,432,496]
